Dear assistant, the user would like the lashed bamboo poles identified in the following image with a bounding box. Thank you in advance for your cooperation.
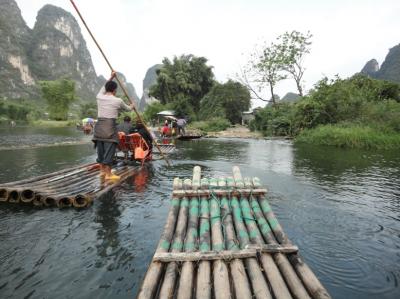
[249,196,310,299]
[241,170,310,299]
[209,178,231,299]
[177,167,201,299]
[0,164,136,208]
[256,193,331,299]
[136,179,182,299]
[219,191,253,298]
[69,0,170,167]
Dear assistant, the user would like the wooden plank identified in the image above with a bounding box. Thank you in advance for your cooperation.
[172,188,267,197]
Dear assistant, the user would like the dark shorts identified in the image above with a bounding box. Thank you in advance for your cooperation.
[96,141,117,166]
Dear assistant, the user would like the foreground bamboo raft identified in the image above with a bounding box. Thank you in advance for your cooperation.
[0,163,137,208]
[137,166,331,299]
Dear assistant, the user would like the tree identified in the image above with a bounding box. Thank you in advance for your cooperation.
[40,79,76,120]
[200,80,251,124]
[241,42,286,105]
[80,102,97,119]
[149,54,215,114]
[277,31,312,96]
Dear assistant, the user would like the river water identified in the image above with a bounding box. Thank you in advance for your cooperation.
[0,127,399,299]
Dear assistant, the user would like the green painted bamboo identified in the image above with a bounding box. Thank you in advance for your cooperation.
[197,195,211,298]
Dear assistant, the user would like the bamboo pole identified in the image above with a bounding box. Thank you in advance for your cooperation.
[211,178,231,299]
[136,196,181,299]
[0,163,96,187]
[231,167,272,299]
[196,193,211,299]
[177,177,199,299]
[69,0,171,167]
[159,195,189,298]
[220,196,253,299]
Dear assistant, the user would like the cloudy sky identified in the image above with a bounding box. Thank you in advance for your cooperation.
[16,0,400,107]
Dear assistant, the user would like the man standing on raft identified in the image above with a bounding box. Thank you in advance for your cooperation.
[93,71,133,180]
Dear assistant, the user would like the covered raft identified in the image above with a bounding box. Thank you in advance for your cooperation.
[0,163,137,208]
[137,166,331,299]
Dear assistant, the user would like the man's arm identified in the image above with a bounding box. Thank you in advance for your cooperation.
[97,71,117,98]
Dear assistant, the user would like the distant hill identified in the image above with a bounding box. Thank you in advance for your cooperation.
[360,43,400,84]
[139,64,162,111]
[280,92,300,103]
[0,0,138,102]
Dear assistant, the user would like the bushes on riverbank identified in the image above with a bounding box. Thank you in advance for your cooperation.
[188,117,231,133]
[296,124,400,149]
[251,75,400,149]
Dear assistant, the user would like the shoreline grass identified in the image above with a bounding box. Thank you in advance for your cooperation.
[295,124,400,150]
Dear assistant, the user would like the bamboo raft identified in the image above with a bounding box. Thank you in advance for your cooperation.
[137,166,331,299]
[0,163,138,208]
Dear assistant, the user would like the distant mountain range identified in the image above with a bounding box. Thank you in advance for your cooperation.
[0,0,139,104]
[360,43,400,83]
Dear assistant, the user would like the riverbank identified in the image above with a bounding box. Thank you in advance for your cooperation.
[205,125,263,139]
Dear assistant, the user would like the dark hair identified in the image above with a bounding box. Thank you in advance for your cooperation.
[124,116,131,122]
[105,80,118,92]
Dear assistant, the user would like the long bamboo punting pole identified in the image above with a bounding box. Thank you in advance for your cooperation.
[136,197,181,298]
[220,195,253,299]
[69,0,170,167]
[177,168,201,299]
[256,195,331,299]
[210,179,231,299]
[159,194,189,298]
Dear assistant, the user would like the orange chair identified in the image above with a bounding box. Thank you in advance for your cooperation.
[125,133,152,166]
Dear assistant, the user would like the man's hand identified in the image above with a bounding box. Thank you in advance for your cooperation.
[110,71,117,80]
[129,103,135,110]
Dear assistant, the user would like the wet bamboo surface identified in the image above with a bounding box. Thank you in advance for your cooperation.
[136,166,331,299]
[0,163,138,208]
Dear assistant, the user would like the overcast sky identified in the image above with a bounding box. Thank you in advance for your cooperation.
[16,0,400,107]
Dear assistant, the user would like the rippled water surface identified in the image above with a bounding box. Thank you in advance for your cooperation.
[0,129,399,299]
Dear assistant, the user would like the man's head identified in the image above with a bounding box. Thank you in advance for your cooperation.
[105,80,118,94]
[124,116,131,123]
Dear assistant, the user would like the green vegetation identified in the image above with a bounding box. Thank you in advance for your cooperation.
[149,54,214,118]
[79,102,97,119]
[200,80,251,124]
[39,78,76,121]
[242,30,312,103]
[189,117,231,133]
[251,75,400,149]
[146,54,250,132]
[296,124,400,150]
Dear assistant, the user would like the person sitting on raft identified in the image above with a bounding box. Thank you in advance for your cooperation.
[93,71,134,181]
[117,115,132,134]
[129,118,154,152]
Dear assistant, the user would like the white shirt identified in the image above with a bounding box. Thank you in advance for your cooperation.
[96,86,131,119]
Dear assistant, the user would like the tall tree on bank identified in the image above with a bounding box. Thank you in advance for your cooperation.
[240,42,286,105]
[40,78,76,120]
[200,80,251,124]
[149,54,214,115]
[277,31,312,96]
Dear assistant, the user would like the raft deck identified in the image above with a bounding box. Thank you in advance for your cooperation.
[137,166,331,299]
[0,163,138,208]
